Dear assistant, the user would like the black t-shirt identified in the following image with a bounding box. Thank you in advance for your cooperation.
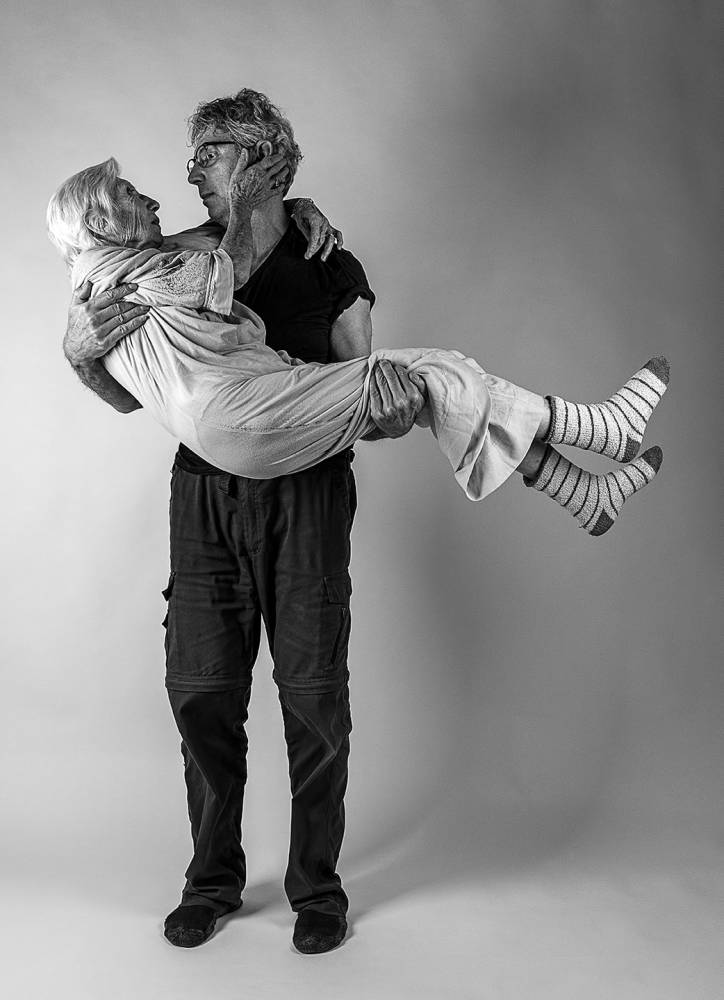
[174,221,375,475]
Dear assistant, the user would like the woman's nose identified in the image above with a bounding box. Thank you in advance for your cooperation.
[145,196,160,212]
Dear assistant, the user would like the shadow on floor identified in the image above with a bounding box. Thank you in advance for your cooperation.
[345,791,601,921]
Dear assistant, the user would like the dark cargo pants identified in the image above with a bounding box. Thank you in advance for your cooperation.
[163,452,356,918]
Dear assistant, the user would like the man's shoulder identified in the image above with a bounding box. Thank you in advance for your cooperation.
[281,226,369,285]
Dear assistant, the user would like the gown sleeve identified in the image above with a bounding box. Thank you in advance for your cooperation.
[72,246,235,315]
[131,249,235,314]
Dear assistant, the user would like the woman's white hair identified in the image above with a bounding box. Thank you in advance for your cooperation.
[47,157,146,268]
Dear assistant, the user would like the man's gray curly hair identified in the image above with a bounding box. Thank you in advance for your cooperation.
[188,89,303,191]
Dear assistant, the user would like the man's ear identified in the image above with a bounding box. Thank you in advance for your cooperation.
[257,140,273,159]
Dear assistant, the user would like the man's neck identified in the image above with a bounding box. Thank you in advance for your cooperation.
[173,198,291,273]
[247,198,290,272]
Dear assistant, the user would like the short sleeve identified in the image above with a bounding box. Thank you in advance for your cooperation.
[326,249,375,324]
[204,250,235,313]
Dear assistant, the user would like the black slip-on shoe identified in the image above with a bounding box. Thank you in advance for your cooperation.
[163,902,240,948]
[292,910,348,954]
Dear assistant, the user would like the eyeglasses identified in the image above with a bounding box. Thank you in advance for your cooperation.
[186,141,237,174]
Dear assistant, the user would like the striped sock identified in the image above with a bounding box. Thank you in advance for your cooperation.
[525,445,663,536]
[546,357,670,462]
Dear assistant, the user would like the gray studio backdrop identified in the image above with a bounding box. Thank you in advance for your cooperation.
[1,0,721,919]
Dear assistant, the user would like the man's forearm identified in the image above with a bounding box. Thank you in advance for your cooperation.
[71,359,141,413]
[219,204,254,288]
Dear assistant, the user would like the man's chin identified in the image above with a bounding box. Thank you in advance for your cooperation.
[200,197,227,227]
[206,207,229,227]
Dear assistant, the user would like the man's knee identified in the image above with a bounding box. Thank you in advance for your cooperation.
[168,686,252,752]
[276,681,353,751]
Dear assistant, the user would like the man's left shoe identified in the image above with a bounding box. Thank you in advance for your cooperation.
[163,901,240,948]
[292,910,347,954]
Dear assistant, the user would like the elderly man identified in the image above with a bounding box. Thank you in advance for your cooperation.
[63,89,423,954]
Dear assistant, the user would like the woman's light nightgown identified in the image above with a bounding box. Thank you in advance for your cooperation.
[71,244,544,500]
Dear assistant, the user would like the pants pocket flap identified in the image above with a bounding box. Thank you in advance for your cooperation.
[323,572,352,605]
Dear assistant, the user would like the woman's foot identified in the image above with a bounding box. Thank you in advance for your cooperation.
[546,357,670,462]
[525,444,663,536]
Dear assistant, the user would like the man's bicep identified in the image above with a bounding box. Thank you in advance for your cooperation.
[329,297,373,361]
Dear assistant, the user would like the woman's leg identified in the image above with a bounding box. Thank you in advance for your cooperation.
[513,359,669,535]
[517,353,670,474]
[542,357,669,462]
[517,438,549,480]
[522,444,663,536]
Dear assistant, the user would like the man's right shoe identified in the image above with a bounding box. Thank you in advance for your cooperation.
[163,902,239,948]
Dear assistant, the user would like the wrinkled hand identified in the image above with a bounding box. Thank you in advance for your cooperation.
[228,153,289,213]
[64,280,149,365]
[369,360,426,438]
[291,198,344,261]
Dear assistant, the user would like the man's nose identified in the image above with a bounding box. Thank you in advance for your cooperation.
[187,163,204,185]
[142,194,160,211]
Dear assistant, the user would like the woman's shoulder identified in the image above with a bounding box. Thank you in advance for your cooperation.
[71,245,169,295]
[163,222,224,251]
[72,245,143,285]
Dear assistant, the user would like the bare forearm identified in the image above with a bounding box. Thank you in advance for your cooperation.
[219,204,254,288]
[71,359,141,413]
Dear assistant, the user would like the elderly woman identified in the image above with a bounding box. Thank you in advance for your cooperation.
[47,157,668,535]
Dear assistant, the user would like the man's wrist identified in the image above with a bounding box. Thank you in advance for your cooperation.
[288,197,311,219]
[63,333,95,368]
[227,203,253,229]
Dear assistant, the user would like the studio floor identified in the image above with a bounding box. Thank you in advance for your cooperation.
[5,824,722,1000]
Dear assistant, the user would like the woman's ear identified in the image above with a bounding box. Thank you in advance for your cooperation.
[84,210,110,238]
